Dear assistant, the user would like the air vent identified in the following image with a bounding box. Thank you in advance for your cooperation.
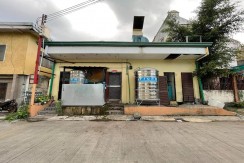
[165,54,181,60]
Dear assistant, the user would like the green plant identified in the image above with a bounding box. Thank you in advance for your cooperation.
[55,100,62,115]
[34,95,50,104]
[164,0,244,78]
[234,102,244,108]
[100,104,109,115]
[5,105,29,121]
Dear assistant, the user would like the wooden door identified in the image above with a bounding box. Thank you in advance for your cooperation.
[159,76,170,106]
[181,73,194,102]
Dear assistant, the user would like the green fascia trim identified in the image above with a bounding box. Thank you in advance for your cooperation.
[232,65,244,73]
[44,41,212,48]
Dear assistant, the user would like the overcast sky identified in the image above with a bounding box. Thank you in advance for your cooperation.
[0,0,243,43]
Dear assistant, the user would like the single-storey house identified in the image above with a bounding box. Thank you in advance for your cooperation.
[44,41,212,107]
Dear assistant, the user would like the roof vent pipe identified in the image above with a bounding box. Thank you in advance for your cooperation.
[132,16,149,42]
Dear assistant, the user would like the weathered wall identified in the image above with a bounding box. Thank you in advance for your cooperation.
[204,90,234,103]
[28,76,50,95]
[52,59,199,104]
[24,34,38,74]
[204,90,244,103]
[15,75,28,104]
[0,32,50,76]
[239,90,244,101]
[0,33,29,74]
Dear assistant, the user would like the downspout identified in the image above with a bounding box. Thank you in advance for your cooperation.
[49,62,56,98]
[195,47,210,103]
[195,61,205,103]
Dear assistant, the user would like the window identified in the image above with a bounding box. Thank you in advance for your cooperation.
[0,45,6,61]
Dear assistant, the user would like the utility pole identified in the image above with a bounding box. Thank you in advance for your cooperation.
[30,14,47,108]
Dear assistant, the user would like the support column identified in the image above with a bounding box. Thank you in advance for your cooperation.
[10,74,18,99]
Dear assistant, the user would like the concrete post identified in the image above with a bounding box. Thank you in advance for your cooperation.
[10,74,18,99]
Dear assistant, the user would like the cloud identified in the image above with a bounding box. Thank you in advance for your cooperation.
[106,0,173,41]
[0,0,173,41]
[0,0,243,43]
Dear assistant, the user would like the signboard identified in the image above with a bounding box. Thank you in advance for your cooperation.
[138,76,157,82]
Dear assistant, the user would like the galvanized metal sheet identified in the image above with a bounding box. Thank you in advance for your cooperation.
[62,84,105,106]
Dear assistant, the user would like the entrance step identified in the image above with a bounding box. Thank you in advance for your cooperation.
[170,101,178,107]
[108,106,124,110]
[27,115,48,122]
[37,110,57,115]
[106,110,124,115]
[37,106,57,116]
[106,103,124,115]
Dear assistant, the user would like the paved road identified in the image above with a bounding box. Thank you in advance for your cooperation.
[0,121,243,163]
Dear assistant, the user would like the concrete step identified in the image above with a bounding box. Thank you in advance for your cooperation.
[169,101,178,107]
[38,110,57,115]
[108,106,124,110]
[43,106,57,111]
[106,110,124,115]
[27,115,48,122]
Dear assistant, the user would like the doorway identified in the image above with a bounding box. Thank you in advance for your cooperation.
[164,72,176,101]
[0,83,7,101]
[181,73,194,102]
[106,72,122,102]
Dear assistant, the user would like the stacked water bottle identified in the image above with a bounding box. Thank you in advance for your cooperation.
[70,70,85,84]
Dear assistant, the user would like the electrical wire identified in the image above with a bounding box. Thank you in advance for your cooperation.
[47,0,102,22]
[47,0,98,18]
[36,0,103,24]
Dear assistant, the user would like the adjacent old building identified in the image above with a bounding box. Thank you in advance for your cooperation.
[0,22,52,104]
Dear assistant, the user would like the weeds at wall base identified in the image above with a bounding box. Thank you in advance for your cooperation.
[5,105,29,121]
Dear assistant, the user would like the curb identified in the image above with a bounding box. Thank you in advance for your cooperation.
[32,115,244,122]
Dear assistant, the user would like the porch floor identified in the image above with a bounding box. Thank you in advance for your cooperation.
[124,104,236,116]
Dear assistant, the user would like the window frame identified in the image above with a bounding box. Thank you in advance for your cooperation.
[0,44,7,61]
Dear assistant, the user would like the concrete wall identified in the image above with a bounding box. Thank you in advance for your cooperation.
[0,33,29,74]
[52,59,199,104]
[24,34,38,74]
[0,32,51,76]
[239,90,244,101]
[204,90,234,103]
[15,75,28,104]
[204,90,244,103]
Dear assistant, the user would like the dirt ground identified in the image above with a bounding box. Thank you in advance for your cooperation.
[0,121,243,163]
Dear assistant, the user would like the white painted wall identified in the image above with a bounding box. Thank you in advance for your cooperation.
[239,90,244,101]
[203,90,234,103]
[204,90,244,103]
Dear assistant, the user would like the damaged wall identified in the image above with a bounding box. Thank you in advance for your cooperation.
[204,90,244,103]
